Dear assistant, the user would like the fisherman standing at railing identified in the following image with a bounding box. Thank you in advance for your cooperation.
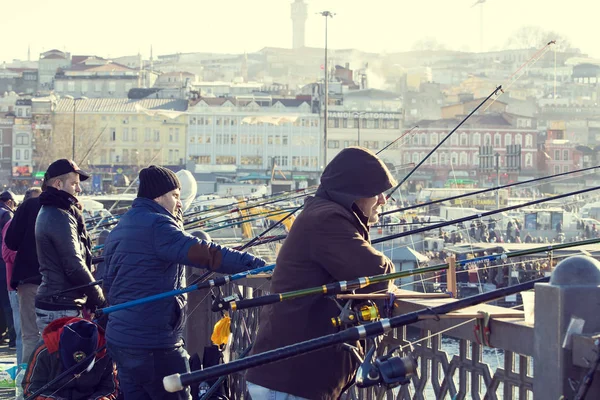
[34,159,106,332]
[5,186,44,363]
[246,147,398,400]
[102,165,266,400]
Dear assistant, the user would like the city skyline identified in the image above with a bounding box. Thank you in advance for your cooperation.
[1,0,597,63]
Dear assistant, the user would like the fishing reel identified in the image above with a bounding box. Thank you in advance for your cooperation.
[211,293,241,312]
[331,299,380,329]
[356,342,418,389]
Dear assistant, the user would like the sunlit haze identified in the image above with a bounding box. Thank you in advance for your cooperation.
[1,0,597,61]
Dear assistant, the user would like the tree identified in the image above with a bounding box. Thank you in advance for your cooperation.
[505,26,580,53]
[33,113,100,173]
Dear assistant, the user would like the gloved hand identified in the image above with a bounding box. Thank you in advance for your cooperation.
[219,248,266,274]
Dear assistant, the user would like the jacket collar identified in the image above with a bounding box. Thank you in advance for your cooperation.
[132,197,177,222]
[0,203,13,215]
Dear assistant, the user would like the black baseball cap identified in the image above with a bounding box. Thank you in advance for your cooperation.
[0,190,15,203]
[45,159,90,182]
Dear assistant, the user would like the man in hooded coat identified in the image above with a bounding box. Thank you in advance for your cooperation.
[246,147,398,400]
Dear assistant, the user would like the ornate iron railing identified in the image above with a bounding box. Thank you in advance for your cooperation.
[196,278,534,400]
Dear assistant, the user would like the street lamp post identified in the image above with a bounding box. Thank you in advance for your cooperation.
[64,95,88,162]
[318,10,335,167]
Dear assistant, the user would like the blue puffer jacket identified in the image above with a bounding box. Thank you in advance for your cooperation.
[103,197,265,349]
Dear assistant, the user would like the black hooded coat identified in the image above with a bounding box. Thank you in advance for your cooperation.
[246,147,397,400]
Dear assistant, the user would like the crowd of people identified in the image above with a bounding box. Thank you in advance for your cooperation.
[0,159,267,399]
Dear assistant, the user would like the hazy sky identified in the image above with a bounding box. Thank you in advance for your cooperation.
[1,0,598,62]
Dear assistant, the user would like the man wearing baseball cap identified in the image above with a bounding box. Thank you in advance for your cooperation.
[34,159,106,333]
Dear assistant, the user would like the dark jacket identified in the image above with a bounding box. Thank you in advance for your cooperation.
[35,187,105,311]
[103,197,265,349]
[22,316,119,400]
[246,147,397,400]
[0,203,13,278]
[5,197,42,288]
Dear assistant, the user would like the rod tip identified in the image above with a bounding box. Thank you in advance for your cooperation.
[163,373,184,392]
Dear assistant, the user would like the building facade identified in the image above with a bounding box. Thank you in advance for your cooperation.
[0,114,14,186]
[12,100,34,188]
[54,57,143,98]
[52,98,188,191]
[403,114,538,188]
[186,96,321,180]
[325,110,404,167]
[38,49,71,90]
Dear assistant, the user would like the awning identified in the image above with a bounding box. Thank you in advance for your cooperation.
[238,173,271,181]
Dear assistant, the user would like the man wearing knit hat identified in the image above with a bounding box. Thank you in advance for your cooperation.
[103,165,266,400]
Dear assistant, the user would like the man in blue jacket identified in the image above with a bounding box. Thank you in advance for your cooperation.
[103,165,266,400]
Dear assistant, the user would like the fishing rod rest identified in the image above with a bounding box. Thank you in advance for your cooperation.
[164,277,548,391]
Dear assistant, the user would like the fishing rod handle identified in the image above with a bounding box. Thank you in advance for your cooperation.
[97,284,199,316]
[214,293,281,312]
[164,327,359,392]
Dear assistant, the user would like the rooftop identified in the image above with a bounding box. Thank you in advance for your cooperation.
[54,98,188,113]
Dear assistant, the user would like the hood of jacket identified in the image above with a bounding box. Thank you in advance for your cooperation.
[315,146,397,211]
[42,316,106,358]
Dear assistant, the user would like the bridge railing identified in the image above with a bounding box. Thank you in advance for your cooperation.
[185,275,536,399]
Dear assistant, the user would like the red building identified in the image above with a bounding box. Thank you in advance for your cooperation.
[538,122,582,187]
[403,113,538,189]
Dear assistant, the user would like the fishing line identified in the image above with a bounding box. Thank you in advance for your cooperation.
[482,41,555,113]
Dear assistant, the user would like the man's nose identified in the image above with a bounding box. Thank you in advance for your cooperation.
[378,193,387,205]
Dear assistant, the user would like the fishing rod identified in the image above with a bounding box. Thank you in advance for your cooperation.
[45,279,104,298]
[239,206,302,251]
[373,184,600,245]
[182,194,305,231]
[95,264,276,316]
[24,345,107,400]
[197,207,298,232]
[380,164,600,218]
[233,235,287,250]
[214,236,600,312]
[183,188,313,225]
[229,174,600,251]
[189,205,302,294]
[386,86,502,200]
[185,186,317,218]
[379,125,419,154]
[163,276,549,391]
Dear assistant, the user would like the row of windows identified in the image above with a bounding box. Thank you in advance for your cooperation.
[16,134,29,145]
[98,149,181,164]
[107,127,181,143]
[16,108,31,117]
[189,134,319,146]
[554,150,570,161]
[14,149,29,161]
[55,80,133,93]
[191,155,319,167]
[190,117,319,128]
[327,140,401,150]
[401,152,534,167]
[406,132,534,148]
[327,118,401,130]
